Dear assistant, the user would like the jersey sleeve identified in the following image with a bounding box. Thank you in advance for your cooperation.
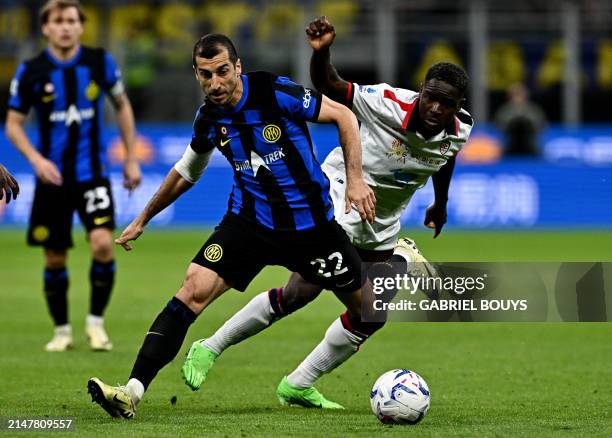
[350,82,409,128]
[102,51,125,97]
[189,110,216,154]
[272,76,322,122]
[8,63,33,114]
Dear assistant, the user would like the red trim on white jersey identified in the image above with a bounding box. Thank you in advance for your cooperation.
[383,89,417,130]
[346,82,354,106]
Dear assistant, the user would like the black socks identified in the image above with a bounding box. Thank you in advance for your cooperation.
[90,260,115,316]
[129,297,197,389]
[44,267,69,325]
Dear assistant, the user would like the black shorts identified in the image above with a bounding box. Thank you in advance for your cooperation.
[27,178,116,249]
[192,214,363,294]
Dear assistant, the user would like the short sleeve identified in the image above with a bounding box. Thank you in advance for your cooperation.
[351,82,414,129]
[189,110,215,154]
[272,76,322,122]
[103,51,125,97]
[8,63,32,114]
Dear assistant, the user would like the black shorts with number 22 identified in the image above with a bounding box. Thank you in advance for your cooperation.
[192,213,363,294]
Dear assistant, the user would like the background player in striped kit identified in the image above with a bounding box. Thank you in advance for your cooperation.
[86,33,375,419]
[5,0,141,352]
[181,17,473,409]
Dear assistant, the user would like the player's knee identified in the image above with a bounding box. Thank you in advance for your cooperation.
[89,229,114,261]
[177,265,226,314]
[45,249,67,269]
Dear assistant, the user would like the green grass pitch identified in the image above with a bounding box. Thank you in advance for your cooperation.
[0,229,611,437]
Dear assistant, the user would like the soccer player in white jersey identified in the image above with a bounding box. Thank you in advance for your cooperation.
[182,17,474,408]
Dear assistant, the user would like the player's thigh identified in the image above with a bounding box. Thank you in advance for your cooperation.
[27,183,74,249]
[75,178,116,235]
[292,219,364,297]
[192,214,267,293]
[176,263,231,315]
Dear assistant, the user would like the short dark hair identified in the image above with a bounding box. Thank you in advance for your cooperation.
[39,0,86,25]
[425,62,469,95]
[192,34,238,67]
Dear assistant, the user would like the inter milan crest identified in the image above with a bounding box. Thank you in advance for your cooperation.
[203,244,223,262]
[263,124,281,143]
[440,140,451,155]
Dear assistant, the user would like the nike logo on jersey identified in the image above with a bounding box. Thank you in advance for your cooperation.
[220,138,231,147]
[42,94,56,103]
[93,216,112,226]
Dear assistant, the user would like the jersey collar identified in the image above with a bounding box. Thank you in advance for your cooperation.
[44,46,83,68]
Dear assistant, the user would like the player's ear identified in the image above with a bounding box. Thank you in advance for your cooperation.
[457,96,466,112]
[235,58,242,76]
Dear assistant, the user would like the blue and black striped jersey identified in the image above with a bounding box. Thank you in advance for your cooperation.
[190,71,333,232]
[8,46,124,183]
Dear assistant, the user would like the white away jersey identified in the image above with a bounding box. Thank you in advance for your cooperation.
[322,82,473,250]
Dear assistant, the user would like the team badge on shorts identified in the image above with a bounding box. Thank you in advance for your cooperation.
[440,140,451,155]
[262,124,281,143]
[203,244,223,262]
[32,225,50,242]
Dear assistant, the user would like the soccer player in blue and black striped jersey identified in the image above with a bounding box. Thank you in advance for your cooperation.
[5,0,141,353]
[87,33,376,419]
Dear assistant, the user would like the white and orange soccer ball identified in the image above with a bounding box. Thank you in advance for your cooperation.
[370,369,430,424]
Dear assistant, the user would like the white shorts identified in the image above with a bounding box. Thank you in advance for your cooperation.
[322,160,400,252]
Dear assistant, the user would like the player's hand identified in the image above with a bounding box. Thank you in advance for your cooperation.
[33,157,62,185]
[123,158,142,193]
[424,202,447,238]
[306,16,336,51]
[345,180,376,224]
[115,220,144,251]
[0,164,19,204]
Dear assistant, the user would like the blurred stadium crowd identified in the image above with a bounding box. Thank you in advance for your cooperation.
[1,1,611,229]
[0,0,611,124]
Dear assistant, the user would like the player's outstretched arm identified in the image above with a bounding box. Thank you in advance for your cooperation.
[111,93,142,192]
[306,16,350,104]
[5,110,63,186]
[115,168,192,251]
[0,164,19,204]
[425,157,456,238]
[317,95,376,223]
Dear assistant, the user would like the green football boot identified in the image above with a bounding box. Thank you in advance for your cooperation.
[181,340,218,391]
[276,376,344,409]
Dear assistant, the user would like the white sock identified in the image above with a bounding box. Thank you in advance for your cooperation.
[55,324,72,335]
[125,378,145,406]
[287,317,362,388]
[203,291,276,355]
[86,314,104,327]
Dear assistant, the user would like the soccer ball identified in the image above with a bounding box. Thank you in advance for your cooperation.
[370,369,430,424]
